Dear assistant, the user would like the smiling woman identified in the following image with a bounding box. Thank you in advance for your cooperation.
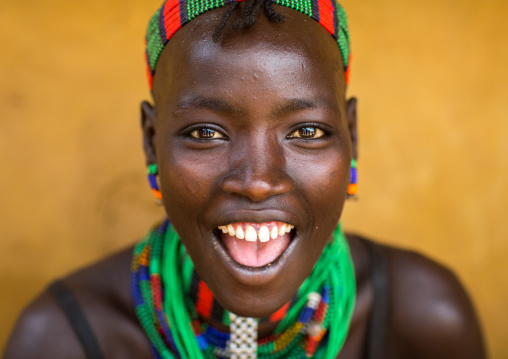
[3,0,486,358]
[144,9,354,323]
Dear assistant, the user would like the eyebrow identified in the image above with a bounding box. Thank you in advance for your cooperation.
[272,98,322,117]
[175,96,336,117]
[176,96,244,117]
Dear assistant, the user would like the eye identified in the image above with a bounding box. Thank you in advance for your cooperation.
[189,128,225,139]
[288,126,326,139]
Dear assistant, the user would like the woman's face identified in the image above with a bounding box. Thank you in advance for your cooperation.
[143,7,356,317]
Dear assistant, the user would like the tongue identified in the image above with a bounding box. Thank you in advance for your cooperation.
[221,232,291,267]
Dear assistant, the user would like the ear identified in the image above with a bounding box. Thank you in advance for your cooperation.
[346,97,358,160]
[141,101,157,166]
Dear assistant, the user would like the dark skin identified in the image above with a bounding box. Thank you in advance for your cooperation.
[4,5,486,359]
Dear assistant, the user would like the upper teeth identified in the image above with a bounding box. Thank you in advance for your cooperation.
[218,223,294,242]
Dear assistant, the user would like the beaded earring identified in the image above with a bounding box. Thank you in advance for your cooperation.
[147,163,162,200]
[347,159,358,198]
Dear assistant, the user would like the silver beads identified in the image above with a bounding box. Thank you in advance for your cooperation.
[307,292,321,309]
[229,313,258,359]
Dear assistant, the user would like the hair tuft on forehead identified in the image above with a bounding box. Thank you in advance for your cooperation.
[211,0,286,43]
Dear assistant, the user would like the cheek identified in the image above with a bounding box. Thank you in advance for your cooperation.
[289,150,349,222]
[158,146,221,222]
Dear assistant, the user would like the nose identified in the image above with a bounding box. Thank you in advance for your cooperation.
[220,134,294,202]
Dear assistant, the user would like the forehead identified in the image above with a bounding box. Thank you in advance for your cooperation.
[152,5,345,107]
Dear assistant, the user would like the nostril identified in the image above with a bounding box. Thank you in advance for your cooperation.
[220,170,293,202]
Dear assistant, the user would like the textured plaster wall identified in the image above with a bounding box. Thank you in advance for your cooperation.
[1,0,507,356]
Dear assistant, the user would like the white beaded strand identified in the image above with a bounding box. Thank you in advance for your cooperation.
[229,313,258,359]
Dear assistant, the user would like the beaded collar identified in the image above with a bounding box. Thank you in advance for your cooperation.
[131,220,356,358]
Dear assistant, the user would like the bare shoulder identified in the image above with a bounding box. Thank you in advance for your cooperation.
[3,288,88,359]
[4,246,151,359]
[383,242,487,359]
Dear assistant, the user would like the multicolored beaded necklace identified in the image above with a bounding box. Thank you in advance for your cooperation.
[131,220,356,359]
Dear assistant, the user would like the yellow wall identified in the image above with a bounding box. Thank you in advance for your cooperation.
[1,0,507,356]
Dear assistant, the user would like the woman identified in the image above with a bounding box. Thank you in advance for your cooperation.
[4,0,486,358]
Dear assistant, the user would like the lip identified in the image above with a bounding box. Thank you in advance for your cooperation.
[213,209,299,229]
[208,209,301,286]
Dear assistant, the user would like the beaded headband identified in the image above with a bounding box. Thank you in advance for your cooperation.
[145,0,351,90]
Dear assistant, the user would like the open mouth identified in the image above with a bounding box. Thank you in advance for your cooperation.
[216,222,295,267]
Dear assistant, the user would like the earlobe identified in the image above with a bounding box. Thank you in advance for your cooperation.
[141,101,157,166]
[346,97,358,159]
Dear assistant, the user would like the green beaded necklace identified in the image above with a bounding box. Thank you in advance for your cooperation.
[131,220,356,358]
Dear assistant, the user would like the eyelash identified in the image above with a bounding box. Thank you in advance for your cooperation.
[183,125,227,141]
[287,123,330,140]
[183,123,331,141]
